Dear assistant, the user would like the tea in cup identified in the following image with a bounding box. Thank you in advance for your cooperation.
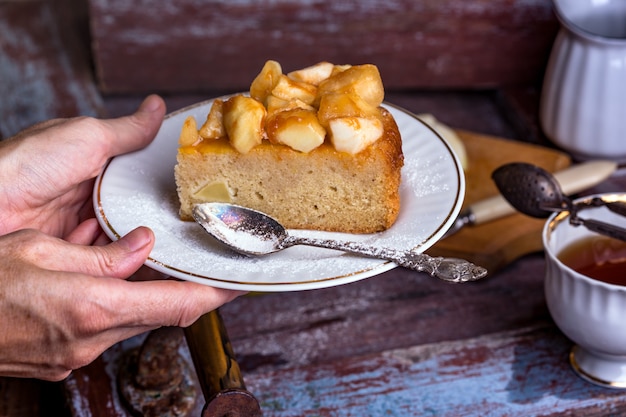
[543,193,626,387]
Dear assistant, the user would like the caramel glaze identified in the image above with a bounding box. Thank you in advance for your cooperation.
[180,107,404,174]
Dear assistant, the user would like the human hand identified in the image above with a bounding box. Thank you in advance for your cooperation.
[0,96,245,381]
[0,220,244,381]
[0,95,166,238]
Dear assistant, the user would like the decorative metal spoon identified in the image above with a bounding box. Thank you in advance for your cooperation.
[492,162,626,242]
[192,203,488,283]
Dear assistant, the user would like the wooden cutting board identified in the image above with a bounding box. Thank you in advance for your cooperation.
[428,130,571,274]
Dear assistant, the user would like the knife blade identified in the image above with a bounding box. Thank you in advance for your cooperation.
[444,160,618,238]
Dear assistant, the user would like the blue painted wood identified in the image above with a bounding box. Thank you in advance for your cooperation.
[244,326,625,416]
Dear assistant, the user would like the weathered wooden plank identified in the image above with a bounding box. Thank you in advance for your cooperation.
[0,0,103,139]
[74,323,626,416]
[218,256,551,373]
[88,0,559,94]
[243,326,626,416]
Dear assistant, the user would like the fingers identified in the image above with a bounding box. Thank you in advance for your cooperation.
[0,278,217,382]
[61,229,244,327]
[65,218,102,245]
[101,94,166,157]
[13,227,155,279]
[65,218,112,247]
[81,227,155,278]
[0,227,243,381]
[46,279,243,380]
[100,278,246,329]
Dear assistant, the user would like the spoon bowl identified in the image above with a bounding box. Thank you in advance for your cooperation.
[192,202,286,256]
[192,203,488,283]
[491,162,572,218]
[492,162,626,242]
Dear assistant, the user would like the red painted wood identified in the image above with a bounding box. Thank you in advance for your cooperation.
[88,0,559,94]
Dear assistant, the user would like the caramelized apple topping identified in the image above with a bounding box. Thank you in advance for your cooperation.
[178,60,386,154]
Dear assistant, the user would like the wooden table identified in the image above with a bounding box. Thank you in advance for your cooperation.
[3,1,626,416]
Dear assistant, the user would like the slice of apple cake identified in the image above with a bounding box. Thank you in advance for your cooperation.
[174,60,404,233]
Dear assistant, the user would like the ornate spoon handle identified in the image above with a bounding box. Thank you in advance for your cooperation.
[282,236,488,283]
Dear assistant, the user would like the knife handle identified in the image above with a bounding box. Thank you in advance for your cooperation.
[470,160,618,225]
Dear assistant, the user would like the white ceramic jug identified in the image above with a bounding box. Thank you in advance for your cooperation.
[540,0,626,161]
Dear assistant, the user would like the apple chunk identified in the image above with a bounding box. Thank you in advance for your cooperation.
[271,75,318,105]
[266,108,326,153]
[317,92,382,128]
[318,64,384,107]
[287,61,334,86]
[328,116,383,154]
[198,99,225,140]
[179,116,200,146]
[222,96,267,154]
[250,60,283,104]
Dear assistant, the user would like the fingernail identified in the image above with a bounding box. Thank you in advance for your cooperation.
[140,95,163,113]
[119,227,153,252]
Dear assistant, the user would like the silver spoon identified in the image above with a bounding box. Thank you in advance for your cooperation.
[192,203,488,283]
[492,162,626,242]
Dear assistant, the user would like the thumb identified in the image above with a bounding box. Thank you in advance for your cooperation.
[102,94,167,157]
[53,227,155,278]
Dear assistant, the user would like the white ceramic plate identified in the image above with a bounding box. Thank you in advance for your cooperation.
[93,98,465,292]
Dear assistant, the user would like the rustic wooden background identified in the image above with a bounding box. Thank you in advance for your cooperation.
[0,0,558,139]
[88,0,558,94]
[0,0,572,416]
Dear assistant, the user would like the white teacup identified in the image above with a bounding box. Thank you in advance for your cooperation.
[543,193,626,388]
